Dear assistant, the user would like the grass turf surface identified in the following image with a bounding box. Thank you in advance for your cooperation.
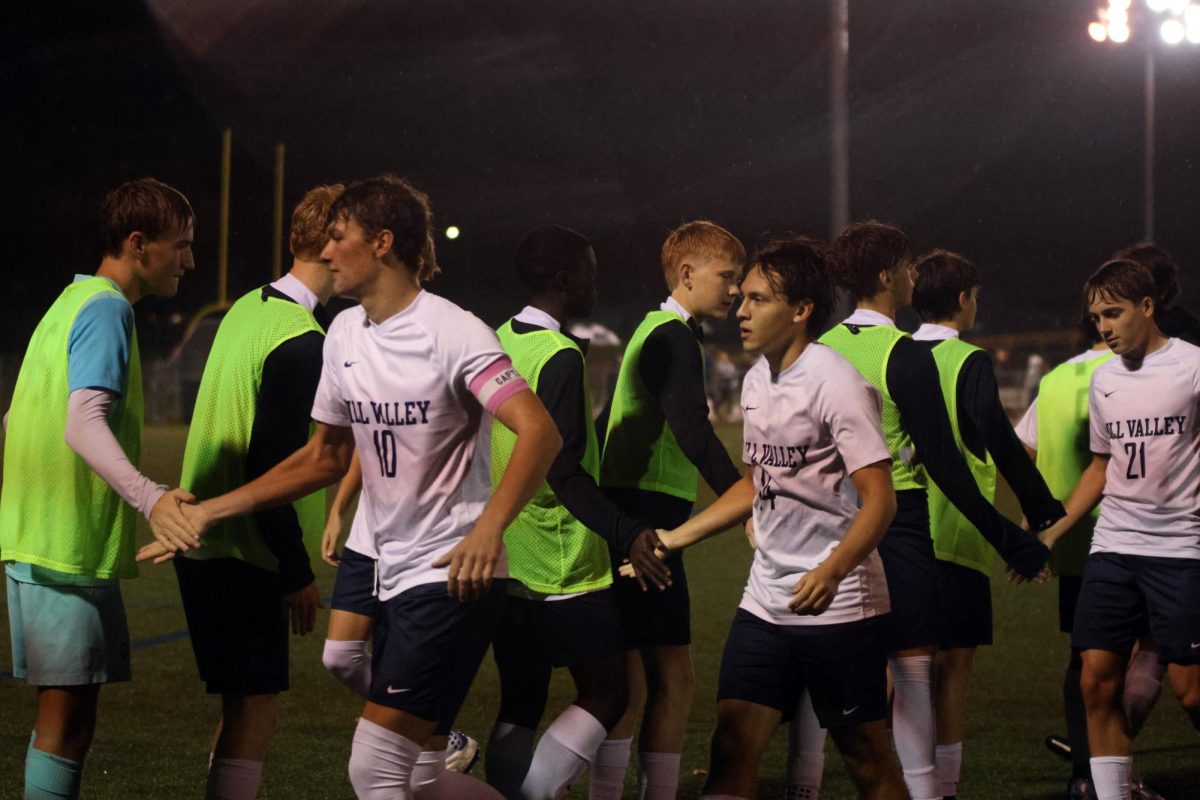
[1,424,1197,799]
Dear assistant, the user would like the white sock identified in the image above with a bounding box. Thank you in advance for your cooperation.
[348,717,423,799]
[1090,756,1133,800]
[889,655,939,800]
[486,721,535,798]
[935,742,962,797]
[1123,651,1165,738]
[413,749,503,799]
[588,737,632,800]
[205,758,263,800]
[637,752,680,800]
[323,639,373,699]
[520,706,608,800]
[786,691,827,800]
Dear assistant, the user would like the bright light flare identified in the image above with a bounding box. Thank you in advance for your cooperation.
[1109,22,1131,42]
[1161,18,1186,43]
[1108,7,1129,25]
[1147,0,1170,12]
[1107,0,1131,9]
[445,225,461,240]
[1089,20,1109,41]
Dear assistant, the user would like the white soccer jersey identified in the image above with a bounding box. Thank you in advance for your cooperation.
[312,291,526,599]
[1088,338,1200,560]
[738,343,893,626]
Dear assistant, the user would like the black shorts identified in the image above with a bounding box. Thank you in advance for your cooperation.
[717,609,889,729]
[174,556,288,696]
[936,559,993,649]
[603,487,694,649]
[878,494,940,652]
[370,580,507,734]
[494,590,626,671]
[1072,552,1200,665]
[1058,573,1084,634]
[331,547,378,617]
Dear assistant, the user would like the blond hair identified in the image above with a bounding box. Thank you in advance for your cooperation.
[660,220,746,288]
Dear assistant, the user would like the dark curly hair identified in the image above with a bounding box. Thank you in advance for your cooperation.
[328,174,439,282]
[746,236,839,335]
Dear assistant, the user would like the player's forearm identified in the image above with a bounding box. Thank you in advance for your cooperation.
[204,429,353,524]
[330,450,363,517]
[64,388,166,518]
[1050,457,1108,538]
[664,475,755,550]
[822,464,895,581]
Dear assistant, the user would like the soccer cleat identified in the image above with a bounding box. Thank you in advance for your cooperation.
[444,730,480,774]
[1067,776,1096,800]
[1131,774,1166,800]
[1045,733,1073,761]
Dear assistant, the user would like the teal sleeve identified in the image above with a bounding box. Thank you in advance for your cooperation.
[67,295,134,396]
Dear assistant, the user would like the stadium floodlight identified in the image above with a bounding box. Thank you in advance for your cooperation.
[1086,0,1200,241]
[445,225,461,240]
[1162,17,1187,41]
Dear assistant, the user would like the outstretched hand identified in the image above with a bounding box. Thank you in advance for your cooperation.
[148,488,202,553]
[626,528,672,591]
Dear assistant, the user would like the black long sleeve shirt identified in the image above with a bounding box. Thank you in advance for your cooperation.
[511,319,651,555]
[594,316,741,529]
[243,285,326,593]
[932,345,1064,529]
[882,335,1049,577]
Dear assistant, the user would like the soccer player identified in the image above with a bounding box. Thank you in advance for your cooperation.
[909,249,1065,800]
[168,184,342,799]
[652,237,906,800]
[592,220,745,800]
[1015,313,1127,800]
[141,174,562,799]
[800,221,1051,800]
[1112,242,1200,345]
[1,177,199,799]
[1037,259,1200,800]
[485,225,673,800]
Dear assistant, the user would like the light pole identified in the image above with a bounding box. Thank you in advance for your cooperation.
[1088,0,1200,242]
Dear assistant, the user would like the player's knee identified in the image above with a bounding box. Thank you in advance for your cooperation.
[1079,666,1121,708]
[323,639,370,684]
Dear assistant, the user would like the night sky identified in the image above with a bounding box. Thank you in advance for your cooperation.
[5,0,1200,354]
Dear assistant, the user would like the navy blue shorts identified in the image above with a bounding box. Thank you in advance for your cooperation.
[330,547,378,617]
[610,551,691,648]
[1072,552,1200,665]
[936,559,993,650]
[878,495,940,652]
[174,556,288,696]
[370,581,507,734]
[1058,574,1084,634]
[717,609,889,729]
[493,590,626,670]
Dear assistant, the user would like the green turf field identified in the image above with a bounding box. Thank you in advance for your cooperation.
[1,424,1197,799]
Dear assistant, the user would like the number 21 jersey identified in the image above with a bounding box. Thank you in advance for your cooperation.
[1089,338,1200,559]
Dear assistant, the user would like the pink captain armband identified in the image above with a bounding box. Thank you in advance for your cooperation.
[469,357,528,414]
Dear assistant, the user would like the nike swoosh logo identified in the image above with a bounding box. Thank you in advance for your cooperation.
[344,361,358,368]
[386,686,411,694]
[742,406,758,412]
[1103,390,1116,397]
[842,705,860,716]
[1191,642,1200,649]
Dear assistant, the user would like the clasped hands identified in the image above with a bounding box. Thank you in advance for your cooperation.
[138,488,213,564]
